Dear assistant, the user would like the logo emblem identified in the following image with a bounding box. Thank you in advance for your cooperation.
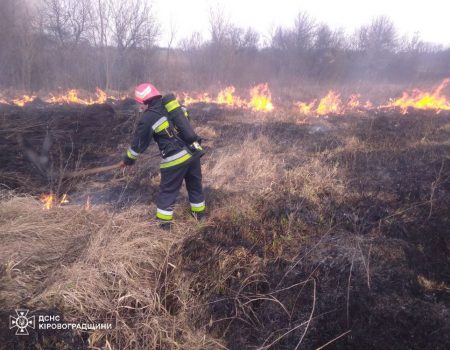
[9,309,35,335]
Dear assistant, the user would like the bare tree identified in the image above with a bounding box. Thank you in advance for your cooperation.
[356,16,398,53]
[43,0,93,47]
[180,32,204,52]
[90,0,111,48]
[314,24,344,51]
[162,19,179,86]
[1,2,450,92]
[0,0,39,89]
[270,27,291,51]
[242,28,260,50]
[109,0,159,51]
[88,0,113,89]
[292,12,316,51]
[208,5,230,45]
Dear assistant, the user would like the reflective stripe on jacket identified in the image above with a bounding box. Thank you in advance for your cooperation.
[128,98,199,169]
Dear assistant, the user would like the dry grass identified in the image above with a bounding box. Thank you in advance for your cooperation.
[0,193,222,349]
[204,136,279,192]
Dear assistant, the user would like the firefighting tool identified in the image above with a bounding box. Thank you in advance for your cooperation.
[63,162,122,178]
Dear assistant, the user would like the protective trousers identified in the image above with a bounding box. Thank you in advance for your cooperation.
[155,157,205,221]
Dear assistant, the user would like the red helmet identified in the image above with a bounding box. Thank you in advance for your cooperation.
[134,83,161,104]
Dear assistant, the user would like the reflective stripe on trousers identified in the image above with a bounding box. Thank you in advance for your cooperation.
[190,201,206,212]
[160,149,192,169]
[156,208,173,221]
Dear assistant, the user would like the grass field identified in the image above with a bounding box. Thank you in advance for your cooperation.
[0,101,449,349]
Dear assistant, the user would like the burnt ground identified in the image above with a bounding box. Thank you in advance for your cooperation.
[168,109,450,349]
[0,100,449,349]
[0,99,158,207]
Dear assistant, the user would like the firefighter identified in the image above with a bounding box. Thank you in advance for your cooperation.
[120,83,206,229]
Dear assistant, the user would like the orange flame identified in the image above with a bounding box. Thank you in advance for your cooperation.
[12,95,36,106]
[60,194,69,204]
[182,92,212,105]
[298,101,316,115]
[95,88,108,104]
[347,94,361,109]
[182,84,274,112]
[85,195,91,210]
[216,86,246,107]
[3,79,449,115]
[248,83,274,112]
[1,88,120,106]
[39,193,69,209]
[296,91,372,116]
[383,79,450,114]
[217,86,235,105]
[40,193,54,210]
[364,100,373,109]
[47,88,112,105]
[316,91,343,115]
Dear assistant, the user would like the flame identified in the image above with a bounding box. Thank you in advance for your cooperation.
[182,84,274,112]
[316,91,343,115]
[347,94,361,109]
[39,193,69,209]
[216,86,246,107]
[94,87,108,104]
[248,83,274,112]
[383,79,450,114]
[296,91,373,116]
[364,100,373,109]
[85,195,91,210]
[2,79,449,115]
[40,193,54,210]
[1,88,120,106]
[298,101,316,115]
[182,92,212,105]
[12,95,36,106]
[60,193,69,204]
[47,88,112,105]
[217,86,235,105]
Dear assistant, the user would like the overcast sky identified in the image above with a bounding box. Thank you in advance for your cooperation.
[153,0,450,47]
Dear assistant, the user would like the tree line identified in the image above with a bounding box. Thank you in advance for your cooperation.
[1,0,449,93]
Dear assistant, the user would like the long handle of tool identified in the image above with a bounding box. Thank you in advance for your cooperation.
[64,162,122,178]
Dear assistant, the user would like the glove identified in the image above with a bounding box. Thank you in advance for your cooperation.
[190,141,203,151]
[189,141,205,158]
[181,106,189,118]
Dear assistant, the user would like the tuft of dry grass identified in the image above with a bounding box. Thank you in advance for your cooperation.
[204,136,279,192]
[0,193,222,349]
[194,125,217,140]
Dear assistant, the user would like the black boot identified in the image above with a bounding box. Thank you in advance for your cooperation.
[158,220,172,231]
[191,211,206,222]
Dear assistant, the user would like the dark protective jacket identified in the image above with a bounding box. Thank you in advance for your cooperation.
[126,96,202,170]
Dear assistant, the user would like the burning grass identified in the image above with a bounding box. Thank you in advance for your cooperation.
[2,79,449,116]
[0,88,125,107]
